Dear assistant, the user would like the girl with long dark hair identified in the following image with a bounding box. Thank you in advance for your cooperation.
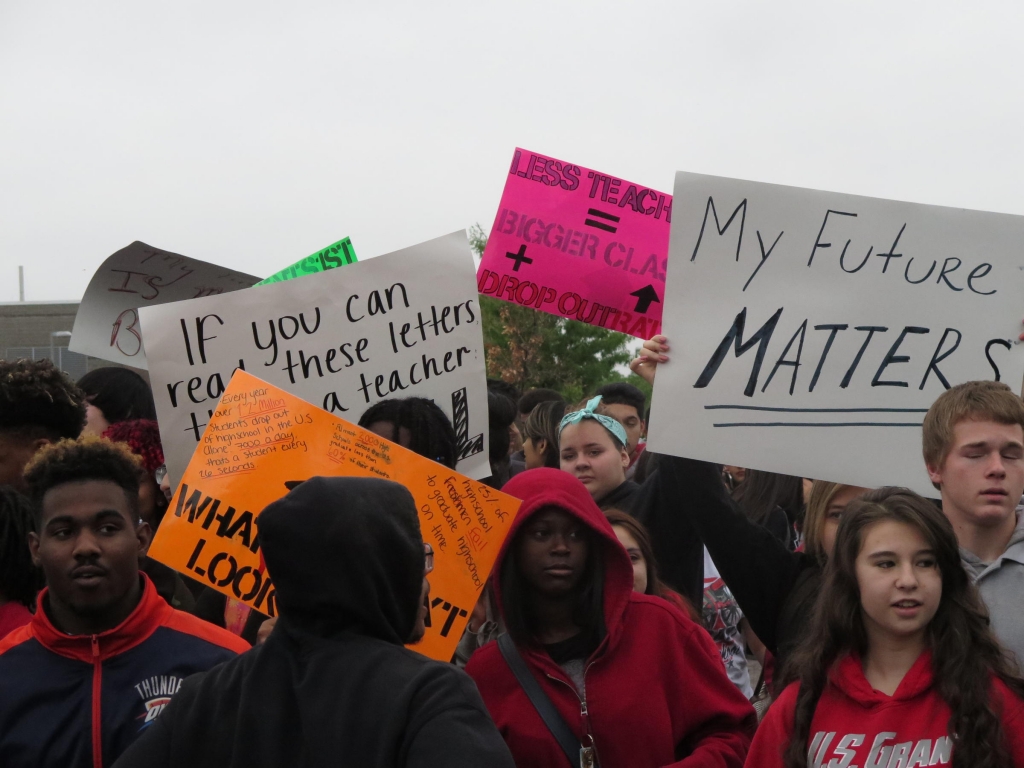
[746,487,1024,768]
[466,468,756,767]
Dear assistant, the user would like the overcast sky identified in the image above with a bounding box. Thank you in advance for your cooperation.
[2,1,1023,302]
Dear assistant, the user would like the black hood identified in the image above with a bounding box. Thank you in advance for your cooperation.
[258,476,424,645]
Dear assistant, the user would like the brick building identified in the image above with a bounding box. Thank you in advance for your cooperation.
[0,301,137,379]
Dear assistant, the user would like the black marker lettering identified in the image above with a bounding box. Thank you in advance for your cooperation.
[872,327,930,387]
[808,210,857,267]
[251,321,278,366]
[986,339,1011,381]
[967,263,996,296]
[761,319,808,395]
[875,223,906,273]
[936,258,964,291]
[694,307,783,397]
[840,243,872,273]
[919,328,962,390]
[840,326,888,388]
[743,230,783,291]
[808,324,848,392]
[691,197,747,263]
[904,257,936,285]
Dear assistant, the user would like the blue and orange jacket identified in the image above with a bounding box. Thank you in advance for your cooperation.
[0,573,250,768]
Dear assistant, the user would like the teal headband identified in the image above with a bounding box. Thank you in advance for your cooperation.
[558,395,628,447]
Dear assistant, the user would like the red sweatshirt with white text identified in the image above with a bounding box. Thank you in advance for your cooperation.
[746,650,1024,767]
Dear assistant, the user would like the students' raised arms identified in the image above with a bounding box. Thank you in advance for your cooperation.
[623,336,871,669]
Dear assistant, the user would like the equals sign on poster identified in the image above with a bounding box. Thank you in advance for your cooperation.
[584,208,620,234]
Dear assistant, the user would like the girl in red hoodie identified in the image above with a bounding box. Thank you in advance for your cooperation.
[465,468,756,768]
[746,487,1024,768]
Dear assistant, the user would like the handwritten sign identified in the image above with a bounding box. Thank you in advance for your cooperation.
[70,242,260,368]
[254,237,357,286]
[148,370,520,661]
[647,173,1024,496]
[140,231,491,483]
[477,148,671,339]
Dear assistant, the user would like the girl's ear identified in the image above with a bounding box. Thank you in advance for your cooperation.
[619,446,630,469]
[537,438,548,455]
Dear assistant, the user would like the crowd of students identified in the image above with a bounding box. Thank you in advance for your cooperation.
[1,332,1024,766]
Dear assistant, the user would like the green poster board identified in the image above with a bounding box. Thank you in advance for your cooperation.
[256,236,357,286]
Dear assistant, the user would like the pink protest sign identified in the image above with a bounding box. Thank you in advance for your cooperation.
[478,148,672,339]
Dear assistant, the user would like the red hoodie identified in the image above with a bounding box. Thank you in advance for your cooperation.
[465,468,756,768]
[747,650,1024,767]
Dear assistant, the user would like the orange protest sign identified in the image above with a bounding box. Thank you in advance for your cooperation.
[148,369,521,661]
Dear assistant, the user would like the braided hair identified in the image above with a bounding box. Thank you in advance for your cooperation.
[0,359,86,440]
[357,397,458,469]
[0,487,43,608]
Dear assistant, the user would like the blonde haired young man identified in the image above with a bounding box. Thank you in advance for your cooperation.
[923,380,1024,663]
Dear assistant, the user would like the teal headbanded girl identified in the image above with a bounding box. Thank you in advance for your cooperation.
[558,396,631,504]
[556,393,706,607]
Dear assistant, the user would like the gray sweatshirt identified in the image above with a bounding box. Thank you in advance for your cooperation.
[961,512,1024,666]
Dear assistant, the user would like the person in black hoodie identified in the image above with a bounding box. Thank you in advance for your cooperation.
[112,476,515,768]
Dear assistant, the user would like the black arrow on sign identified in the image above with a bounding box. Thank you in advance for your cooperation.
[629,284,661,314]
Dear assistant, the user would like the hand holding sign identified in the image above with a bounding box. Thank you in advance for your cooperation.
[629,335,670,386]
[148,370,520,662]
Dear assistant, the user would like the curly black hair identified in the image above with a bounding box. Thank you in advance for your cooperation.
[486,378,521,408]
[23,436,142,528]
[0,359,86,441]
[357,397,458,469]
[0,487,43,608]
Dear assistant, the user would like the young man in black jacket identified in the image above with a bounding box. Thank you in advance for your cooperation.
[113,476,515,768]
[0,437,248,768]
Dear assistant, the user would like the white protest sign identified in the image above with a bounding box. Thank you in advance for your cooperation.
[140,231,490,482]
[70,242,260,368]
[647,173,1024,496]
